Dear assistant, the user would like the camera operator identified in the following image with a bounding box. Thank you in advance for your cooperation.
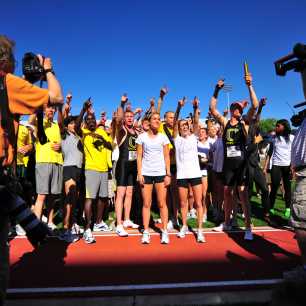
[0,35,63,305]
[286,69,306,279]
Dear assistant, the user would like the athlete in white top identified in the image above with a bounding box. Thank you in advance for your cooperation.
[173,97,205,243]
[136,112,171,244]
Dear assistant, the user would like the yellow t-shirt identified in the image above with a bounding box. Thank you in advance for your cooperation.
[16,125,32,166]
[82,127,112,172]
[158,122,176,164]
[35,120,63,164]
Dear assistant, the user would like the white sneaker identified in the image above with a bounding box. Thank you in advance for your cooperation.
[123,220,139,229]
[212,223,232,232]
[141,231,150,244]
[161,230,170,244]
[47,223,57,231]
[177,225,189,238]
[190,209,197,219]
[83,228,96,244]
[203,214,207,223]
[116,224,128,237]
[93,221,110,232]
[244,228,253,241]
[167,220,174,231]
[15,224,26,236]
[197,230,206,243]
[71,223,84,235]
[59,230,79,243]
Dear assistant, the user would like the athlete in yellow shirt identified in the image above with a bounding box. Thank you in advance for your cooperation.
[76,99,113,244]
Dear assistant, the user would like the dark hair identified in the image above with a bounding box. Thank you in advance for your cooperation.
[0,35,15,73]
[276,119,291,142]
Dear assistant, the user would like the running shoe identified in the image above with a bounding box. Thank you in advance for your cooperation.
[197,230,206,243]
[93,221,110,232]
[71,223,84,235]
[59,229,79,243]
[189,208,197,219]
[244,228,253,241]
[177,225,189,238]
[166,220,174,231]
[47,223,57,232]
[161,230,170,244]
[284,208,291,219]
[123,220,139,229]
[212,223,232,232]
[269,208,276,215]
[141,230,150,244]
[115,224,128,237]
[15,224,26,236]
[83,228,96,244]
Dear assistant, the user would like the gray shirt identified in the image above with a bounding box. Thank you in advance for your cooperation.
[62,132,83,168]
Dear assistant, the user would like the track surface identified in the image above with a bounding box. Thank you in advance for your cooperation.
[8,228,300,296]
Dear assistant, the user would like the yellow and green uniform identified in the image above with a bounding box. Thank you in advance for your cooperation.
[16,124,32,166]
[82,127,112,172]
[35,119,63,164]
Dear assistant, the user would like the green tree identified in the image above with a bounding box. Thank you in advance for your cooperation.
[259,118,277,134]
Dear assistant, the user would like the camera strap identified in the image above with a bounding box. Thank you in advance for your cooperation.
[0,75,18,172]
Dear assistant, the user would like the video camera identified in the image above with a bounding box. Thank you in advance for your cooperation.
[275,43,306,126]
[274,43,306,76]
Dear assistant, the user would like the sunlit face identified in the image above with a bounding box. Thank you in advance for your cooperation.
[85,114,96,131]
[198,128,208,141]
[208,126,217,138]
[124,111,134,127]
[142,119,150,132]
[150,113,161,131]
[45,105,55,121]
[179,120,190,137]
[67,121,75,133]
[230,107,242,119]
[275,123,284,134]
[165,112,174,128]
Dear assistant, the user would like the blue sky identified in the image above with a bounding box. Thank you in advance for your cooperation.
[2,0,306,121]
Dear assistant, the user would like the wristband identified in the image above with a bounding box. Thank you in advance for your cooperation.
[120,102,125,108]
[213,85,221,99]
[45,69,55,75]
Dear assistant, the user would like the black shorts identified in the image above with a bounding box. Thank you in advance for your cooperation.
[143,175,165,184]
[63,166,82,184]
[223,158,247,187]
[115,160,137,187]
[177,177,202,188]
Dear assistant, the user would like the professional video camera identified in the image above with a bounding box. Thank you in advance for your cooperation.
[22,52,47,83]
[274,43,306,76]
[274,43,306,126]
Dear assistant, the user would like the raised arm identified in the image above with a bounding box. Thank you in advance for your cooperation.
[62,93,72,119]
[116,94,128,128]
[209,79,227,127]
[192,96,200,135]
[156,86,168,115]
[245,73,259,122]
[75,99,91,137]
[173,98,185,138]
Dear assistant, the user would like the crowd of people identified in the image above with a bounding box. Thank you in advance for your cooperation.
[12,70,297,245]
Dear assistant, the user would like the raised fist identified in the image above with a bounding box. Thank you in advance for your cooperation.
[260,97,267,106]
[121,94,128,104]
[245,73,253,86]
[150,98,155,107]
[216,79,225,89]
[160,86,168,98]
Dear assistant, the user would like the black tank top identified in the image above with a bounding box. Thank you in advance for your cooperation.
[118,130,137,163]
[223,120,246,159]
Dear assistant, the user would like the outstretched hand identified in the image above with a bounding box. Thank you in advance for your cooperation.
[193,96,200,108]
[178,97,186,107]
[150,98,155,107]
